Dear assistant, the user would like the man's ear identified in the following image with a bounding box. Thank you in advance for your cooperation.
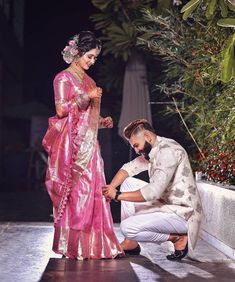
[144,131,151,142]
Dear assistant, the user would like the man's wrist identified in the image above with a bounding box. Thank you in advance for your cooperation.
[114,191,122,202]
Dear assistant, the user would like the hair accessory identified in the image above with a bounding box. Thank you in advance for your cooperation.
[61,34,80,64]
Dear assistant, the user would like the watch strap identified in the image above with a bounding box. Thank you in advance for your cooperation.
[114,191,122,202]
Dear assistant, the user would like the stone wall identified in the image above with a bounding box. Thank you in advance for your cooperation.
[197,181,235,259]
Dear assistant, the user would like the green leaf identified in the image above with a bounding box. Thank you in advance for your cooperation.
[181,0,201,13]
[90,13,114,30]
[221,34,235,82]
[181,0,201,20]
[91,0,110,11]
[217,18,235,27]
[205,0,218,20]
[227,3,235,12]
[219,0,228,17]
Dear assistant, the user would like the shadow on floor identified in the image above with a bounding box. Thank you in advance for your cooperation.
[133,257,235,281]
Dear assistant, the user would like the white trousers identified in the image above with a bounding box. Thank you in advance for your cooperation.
[120,177,188,244]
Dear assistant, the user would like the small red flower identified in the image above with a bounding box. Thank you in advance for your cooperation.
[220,162,227,169]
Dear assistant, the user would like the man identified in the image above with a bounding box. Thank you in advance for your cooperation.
[102,119,202,260]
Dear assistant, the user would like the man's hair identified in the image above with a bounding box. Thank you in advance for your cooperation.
[123,119,155,140]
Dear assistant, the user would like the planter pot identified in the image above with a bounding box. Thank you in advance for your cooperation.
[197,181,235,260]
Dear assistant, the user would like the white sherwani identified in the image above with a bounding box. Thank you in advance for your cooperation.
[121,136,202,250]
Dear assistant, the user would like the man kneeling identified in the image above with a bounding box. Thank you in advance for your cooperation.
[102,119,202,261]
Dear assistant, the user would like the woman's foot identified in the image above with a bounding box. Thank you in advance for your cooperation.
[166,234,188,261]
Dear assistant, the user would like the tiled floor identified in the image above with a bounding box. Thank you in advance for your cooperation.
[0,222,235,282]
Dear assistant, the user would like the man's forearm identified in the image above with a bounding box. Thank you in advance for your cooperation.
[102,172,146,202]
[118,190,146,202]
[110,169,129,188]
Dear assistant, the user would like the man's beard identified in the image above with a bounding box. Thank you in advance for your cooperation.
[139,141,152,160]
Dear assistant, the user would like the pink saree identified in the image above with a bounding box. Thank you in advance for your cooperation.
[42,70,123,259]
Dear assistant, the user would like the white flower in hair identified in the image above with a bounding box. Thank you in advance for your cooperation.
[61,34,80,64]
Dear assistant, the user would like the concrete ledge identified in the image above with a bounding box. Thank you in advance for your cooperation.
[200,229,235,260]
[197,181,235,260]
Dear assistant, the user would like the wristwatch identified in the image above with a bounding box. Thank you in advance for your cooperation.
[114,191,122,202]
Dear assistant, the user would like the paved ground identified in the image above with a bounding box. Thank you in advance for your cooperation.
[0,222,234,282]
[0,190,234,281]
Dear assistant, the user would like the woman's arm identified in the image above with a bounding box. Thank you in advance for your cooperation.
[54,76,102,118]
[54,76,71,118]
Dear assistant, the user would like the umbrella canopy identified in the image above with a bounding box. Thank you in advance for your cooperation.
[118,52,152,137]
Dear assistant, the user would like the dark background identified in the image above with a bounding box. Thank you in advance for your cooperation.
[0,0,130,222]
[24,0,97,105]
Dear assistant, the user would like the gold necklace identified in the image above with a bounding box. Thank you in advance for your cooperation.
[68,65,85,80]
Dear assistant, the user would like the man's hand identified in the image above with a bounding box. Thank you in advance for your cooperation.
[102,184,116,200]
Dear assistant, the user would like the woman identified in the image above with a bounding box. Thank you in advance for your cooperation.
[42,31,123,259]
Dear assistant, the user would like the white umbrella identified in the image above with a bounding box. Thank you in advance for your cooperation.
[118,52,152,138]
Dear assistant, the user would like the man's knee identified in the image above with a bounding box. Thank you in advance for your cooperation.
[120,218,138,240]
[120,220,132,238]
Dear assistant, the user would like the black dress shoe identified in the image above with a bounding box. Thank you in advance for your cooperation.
[124,244,141,255]
[166,243,188,261]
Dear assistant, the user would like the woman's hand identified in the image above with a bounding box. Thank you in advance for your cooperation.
[88,87,102,99]
[55,103,69,118]
[101,116,113,128]
[102,185,116,200]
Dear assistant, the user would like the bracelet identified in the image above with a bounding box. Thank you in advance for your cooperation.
[114,191,122,202]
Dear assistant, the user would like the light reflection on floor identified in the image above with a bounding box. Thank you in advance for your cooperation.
[0,223,60,282]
